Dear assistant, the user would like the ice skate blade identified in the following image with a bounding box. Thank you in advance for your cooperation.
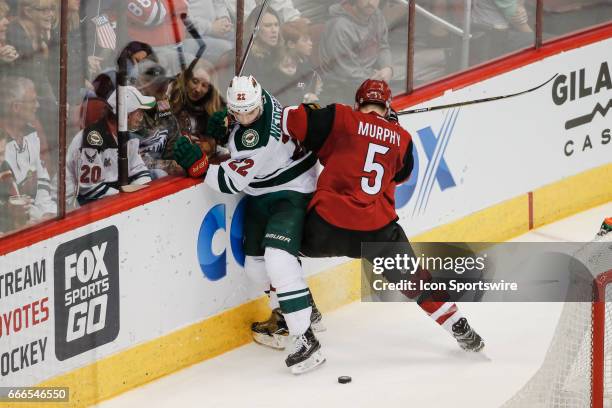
[252,332,287,350]
[459,340,485,353]
[311,320,326,332]
[290,350,326,375]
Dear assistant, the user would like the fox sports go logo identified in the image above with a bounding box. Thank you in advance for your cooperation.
[197,198,247,280]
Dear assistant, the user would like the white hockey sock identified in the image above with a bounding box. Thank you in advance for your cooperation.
[420,301,464,334]
[267,287,280,309]
[265,247,312,335]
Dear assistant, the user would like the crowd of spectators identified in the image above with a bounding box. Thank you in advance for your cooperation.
[1,0,605,236]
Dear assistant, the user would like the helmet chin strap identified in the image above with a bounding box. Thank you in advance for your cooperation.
[231,106,263,126]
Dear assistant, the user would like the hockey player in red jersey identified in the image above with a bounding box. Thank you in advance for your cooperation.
[126,0,189,74]
[126,0,188,47]
[276,79,485,352]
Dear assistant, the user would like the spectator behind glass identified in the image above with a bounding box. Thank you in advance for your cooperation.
[134,60,184,178]
[223,0,302,24]
[279,18,322,104]
[293,0,330,24]
[55,0,104,104]
[471,0,534,64]
[66,86,153,206]
[0,0,18,67]
[169,58,226,157]
[6,0,57,104]
[0,128,17,234]
[237,8,285,93]
[0,76,56,224]
[186,0,234,63]
[318,0,393,104]
[117,41,157,85]
[126,0,191,76]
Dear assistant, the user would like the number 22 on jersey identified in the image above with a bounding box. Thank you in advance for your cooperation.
[228,159,254,177]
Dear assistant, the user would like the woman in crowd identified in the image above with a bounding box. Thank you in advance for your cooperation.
[240,7,284,90]
[169,58,226,156]
[216,7,285,90]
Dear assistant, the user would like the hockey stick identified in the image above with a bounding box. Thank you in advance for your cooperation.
[181,13,207,62]
[120,184,149,193]
[397,73,558,115]
[237,0,269,76]
[167,0,187,71]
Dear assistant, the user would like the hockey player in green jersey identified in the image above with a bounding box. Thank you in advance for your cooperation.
[173,75,324,374]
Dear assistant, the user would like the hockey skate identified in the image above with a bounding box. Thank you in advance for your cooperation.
[285,327,326,374]
[251,308,289,349]
[309,300,326,332]
[452,318,485,352]
[252,306,325,349]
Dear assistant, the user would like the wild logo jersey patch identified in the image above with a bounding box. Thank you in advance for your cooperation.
[84,151,97,163]
[242,129,259,148]
[87,131,103,147]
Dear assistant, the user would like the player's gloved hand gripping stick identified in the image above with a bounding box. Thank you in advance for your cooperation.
[174,137,209,177]
[207,108,229,144]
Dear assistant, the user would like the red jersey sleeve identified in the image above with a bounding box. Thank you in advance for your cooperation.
[282,103,338,153]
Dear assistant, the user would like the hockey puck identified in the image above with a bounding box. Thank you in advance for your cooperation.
[338,376,352,384]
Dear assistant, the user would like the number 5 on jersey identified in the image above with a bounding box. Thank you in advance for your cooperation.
[361,143,389,195]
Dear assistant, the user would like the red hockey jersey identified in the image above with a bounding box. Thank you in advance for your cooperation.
[127,0,188,47]
[283,103,414,231]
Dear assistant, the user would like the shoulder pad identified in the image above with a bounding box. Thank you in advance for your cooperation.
[82,121,117,150]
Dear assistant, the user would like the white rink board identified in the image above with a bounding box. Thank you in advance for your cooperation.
[395,39,611,234]
[0,183,346,386]
[0,39,609,387]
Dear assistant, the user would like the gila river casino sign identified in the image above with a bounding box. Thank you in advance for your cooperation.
[552,61,611,157]
[54,226,120,360]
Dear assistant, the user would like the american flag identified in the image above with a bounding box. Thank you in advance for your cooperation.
[92,14,116,50]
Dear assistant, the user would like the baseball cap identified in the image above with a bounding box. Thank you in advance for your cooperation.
[107,86,156,114]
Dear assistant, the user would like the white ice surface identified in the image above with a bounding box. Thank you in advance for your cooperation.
[98,201,612,408]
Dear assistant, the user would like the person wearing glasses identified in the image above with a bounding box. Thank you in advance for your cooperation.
[6,0,57,102]
[0,76,56,227]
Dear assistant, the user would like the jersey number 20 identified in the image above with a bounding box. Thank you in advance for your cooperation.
[80,165,102,184]
[361,143,389,195]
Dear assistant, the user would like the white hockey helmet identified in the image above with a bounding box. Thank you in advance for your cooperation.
[226,75,263,114]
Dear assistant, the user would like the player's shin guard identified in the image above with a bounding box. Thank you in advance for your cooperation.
[266,286,280,309]
[265,248,312,335]
[265,247,325,373]
[246,256,288,348]
[419,300,464,333]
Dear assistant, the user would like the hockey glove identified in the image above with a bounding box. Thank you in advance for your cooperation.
[207,107,229,144]
[174,136,209,178]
